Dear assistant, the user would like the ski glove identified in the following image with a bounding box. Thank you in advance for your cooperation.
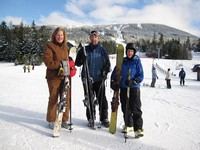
[110,79,119,91]
[101,68,110,80]
[69,57,77,77]
[125,78,138,87]
[101,70,107,80]
[58,60,70,76]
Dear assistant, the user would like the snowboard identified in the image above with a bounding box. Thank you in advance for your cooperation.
[109,44,124,134]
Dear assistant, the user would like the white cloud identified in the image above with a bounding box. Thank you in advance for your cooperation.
[93,0,133,7]
[4,16,27,25]
[89,6,126,22]
[39,12,89,27]
[87,0,200,36]
[65,2,86,17]
[33,0,200,36]
[136,1,200,36]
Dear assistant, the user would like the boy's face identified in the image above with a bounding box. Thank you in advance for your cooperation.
[127,49,135,58]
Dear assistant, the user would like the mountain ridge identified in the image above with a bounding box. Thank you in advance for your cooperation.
[61,23,199,43]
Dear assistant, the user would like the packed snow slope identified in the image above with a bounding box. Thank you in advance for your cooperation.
[0,51,200,150]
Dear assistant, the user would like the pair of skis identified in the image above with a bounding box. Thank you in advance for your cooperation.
[82,45,96,129]
[79,43,106,130]
[53,75,71,137]
[53,47,76,137]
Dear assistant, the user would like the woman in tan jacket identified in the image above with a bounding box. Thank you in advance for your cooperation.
[43,27,70,129]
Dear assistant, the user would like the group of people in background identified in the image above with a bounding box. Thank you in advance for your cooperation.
[23,63,35,73]
[43,27,144,138]
[150,65,186,88]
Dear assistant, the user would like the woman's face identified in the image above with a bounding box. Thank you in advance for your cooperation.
[55,31,64,43]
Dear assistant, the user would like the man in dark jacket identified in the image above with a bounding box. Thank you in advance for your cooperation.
[179,68,186,86]
[75,30,111,128]
[111,43,144,138]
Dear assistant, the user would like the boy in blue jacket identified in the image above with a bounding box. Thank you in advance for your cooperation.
[111,43,144,138]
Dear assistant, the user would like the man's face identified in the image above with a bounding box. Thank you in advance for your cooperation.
[90,35,99,45]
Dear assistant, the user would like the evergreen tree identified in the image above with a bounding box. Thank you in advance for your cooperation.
[158,33,164,58]
[29,20,41,63]
[100,40,116,55]
[0,21,8,61]
[14,22,28,64]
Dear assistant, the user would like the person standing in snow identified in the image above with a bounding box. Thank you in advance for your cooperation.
[110,43,144,138]
[179,68,186,86]
[27,64,31,73]
[165,68,172,89]
[43,27,76,130]
[23,65,26,73]
[75,30,111,128]
[150,65,158,87]
[32,63,35,70]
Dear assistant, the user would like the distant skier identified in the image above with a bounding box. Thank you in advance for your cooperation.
[150,65,158,87]
[165,68,172,89]
[179,68,186,86]
[27,65,31,73]
[32,63,35,70]
[23,65,26,73]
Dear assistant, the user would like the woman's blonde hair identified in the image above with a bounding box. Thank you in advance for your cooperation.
[51,27,68,44]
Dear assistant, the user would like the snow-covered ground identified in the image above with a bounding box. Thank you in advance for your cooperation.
[0,51,200,150]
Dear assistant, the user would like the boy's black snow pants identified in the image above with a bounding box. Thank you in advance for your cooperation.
[120,88,143,131]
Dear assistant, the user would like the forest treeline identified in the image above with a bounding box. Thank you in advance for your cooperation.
[0,21,200,65]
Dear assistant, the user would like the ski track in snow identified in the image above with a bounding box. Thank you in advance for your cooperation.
[0,52,200,150]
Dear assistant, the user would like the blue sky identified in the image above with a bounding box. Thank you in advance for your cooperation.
[1,0,200,37]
